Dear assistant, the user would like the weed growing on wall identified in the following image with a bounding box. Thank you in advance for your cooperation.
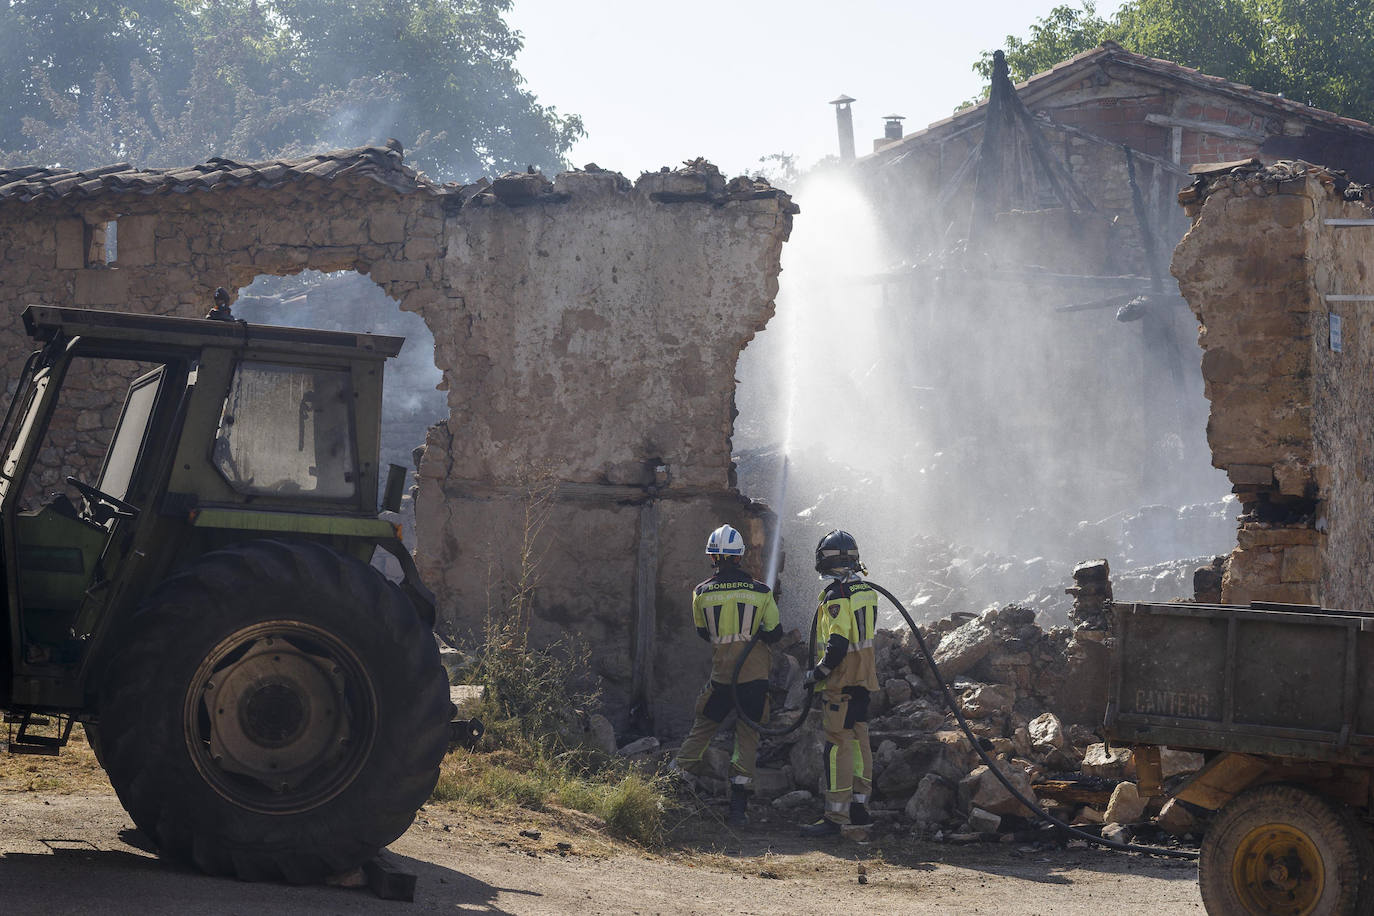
[436,467,674,845]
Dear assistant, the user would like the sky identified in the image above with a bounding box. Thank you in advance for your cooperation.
[506,0,1128,179]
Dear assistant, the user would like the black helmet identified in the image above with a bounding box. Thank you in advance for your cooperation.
[815,529,861,575]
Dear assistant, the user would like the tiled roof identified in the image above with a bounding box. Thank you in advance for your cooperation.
[0,141,445,204]
[867,41,1374,164]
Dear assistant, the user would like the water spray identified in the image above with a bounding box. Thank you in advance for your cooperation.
[762,454,790,591]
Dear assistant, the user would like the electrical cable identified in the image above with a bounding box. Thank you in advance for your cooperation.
[729,576,1198,860]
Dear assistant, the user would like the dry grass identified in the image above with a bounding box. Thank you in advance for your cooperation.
[0,723,108,794]
[430,746,675,848]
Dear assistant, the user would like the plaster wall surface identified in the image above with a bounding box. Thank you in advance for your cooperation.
[0,151,795,735]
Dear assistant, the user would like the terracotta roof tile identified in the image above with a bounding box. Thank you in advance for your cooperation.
[0,143,444,204]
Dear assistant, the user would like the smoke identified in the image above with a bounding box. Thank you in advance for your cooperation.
[736,168,1234,629]
[233,270,447,478]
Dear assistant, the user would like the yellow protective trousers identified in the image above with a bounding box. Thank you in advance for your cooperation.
[821,688,872,824]
[674,679,770,787]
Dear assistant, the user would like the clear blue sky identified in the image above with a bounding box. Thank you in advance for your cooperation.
[507,0,1127,178]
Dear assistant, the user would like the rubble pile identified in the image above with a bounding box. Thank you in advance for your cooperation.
[650,595,1205,844]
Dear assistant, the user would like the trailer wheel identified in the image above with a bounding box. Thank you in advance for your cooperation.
[97,539,450,882]
[1200,784,1365,916]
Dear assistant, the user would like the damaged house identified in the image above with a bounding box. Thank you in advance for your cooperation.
[837,41,1374,584]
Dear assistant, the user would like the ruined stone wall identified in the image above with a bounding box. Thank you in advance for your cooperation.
[414,167,794,734]
[0,175,442,491]
[1172,163,1374,606]
[0,153,795,735]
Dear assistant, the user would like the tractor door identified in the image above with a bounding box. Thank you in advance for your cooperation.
[1,350,177,705]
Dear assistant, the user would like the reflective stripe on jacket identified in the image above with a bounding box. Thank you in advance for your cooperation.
[693,569,781,683]
[814,579,880,691]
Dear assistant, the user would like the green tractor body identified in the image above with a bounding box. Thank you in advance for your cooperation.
[0,305,450,881]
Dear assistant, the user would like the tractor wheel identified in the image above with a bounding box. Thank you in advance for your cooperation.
[97,539,450,883]
[1199,784,1365,916]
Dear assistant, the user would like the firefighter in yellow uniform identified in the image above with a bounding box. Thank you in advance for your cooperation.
[670,524,782,826]
[801,529,879,838]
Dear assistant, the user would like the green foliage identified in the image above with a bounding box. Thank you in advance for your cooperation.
[975,0,1374,123]
[432,748,672,845]
[0,0,583,179]
[975,3,1109,84]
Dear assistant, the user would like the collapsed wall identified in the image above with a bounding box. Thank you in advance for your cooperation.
[0,147,796,734]
[1173,160,1374,606]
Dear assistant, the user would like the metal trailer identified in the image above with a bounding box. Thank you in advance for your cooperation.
[1107,600,1374,915]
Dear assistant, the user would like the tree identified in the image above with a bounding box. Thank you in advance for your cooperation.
[975,2,1109,85]
[975,0,1374,124]
[0,0,583,181]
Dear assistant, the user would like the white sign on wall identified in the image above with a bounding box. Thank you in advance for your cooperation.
[1330,312,1343,353]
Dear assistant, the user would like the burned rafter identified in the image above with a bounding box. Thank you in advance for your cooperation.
[967,51,1097,245]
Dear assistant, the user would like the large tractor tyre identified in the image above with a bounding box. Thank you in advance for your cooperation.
[97,539,450,883]
[1199,784,1367,916]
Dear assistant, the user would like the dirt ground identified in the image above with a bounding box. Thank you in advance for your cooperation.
[1,780,1204,915]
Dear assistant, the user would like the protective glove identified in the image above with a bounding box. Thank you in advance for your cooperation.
[802,668,821,689]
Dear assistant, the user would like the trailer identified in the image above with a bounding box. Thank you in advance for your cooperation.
[1107,600,1374,915]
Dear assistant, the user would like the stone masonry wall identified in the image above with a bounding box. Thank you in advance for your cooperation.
[414,167,795,734]
[0,153,796,735]
[1172,162,1374,606]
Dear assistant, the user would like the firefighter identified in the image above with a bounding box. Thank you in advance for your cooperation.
[669,523,782,826]
[800,529,879,838]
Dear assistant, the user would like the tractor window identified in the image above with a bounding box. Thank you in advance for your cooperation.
[98,367,164,502]
[0,372,49,501]
[18,357,160,512]
[213,362,356,499]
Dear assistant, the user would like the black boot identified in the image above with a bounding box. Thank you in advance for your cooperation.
[727,785,750,827]
[849,802,873,826]
[800,817,841,838]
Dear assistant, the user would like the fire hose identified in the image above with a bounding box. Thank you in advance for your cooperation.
[730,579,1199,860]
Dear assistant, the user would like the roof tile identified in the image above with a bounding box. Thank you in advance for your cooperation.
[0,144,442,204]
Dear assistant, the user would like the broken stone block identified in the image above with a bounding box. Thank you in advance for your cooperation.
[965,807,1002,833]
[1160,747,1205,779]
[1012,726,1032,758]
[932,619,998,679]
[1101,823,1131,845]
[772,789,812,809]
[905,773,956,830]
[788,724,825,791]
[957,682,1015,719]
[587,713,618,756]
[448,684,486,718]
[1104,782,1148,825]
[1027,712,1065,751]
[959,761,1035,817]
[1155,798,1197,836]
[1081,743,1135,779]
[701,746,731,780]
[875,750,929,799]
[884,677,914,708]
[616,735,660,756]
[753,766,793,800]
[1074,805,1105,825]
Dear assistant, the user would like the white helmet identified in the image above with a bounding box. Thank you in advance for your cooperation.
[705,524,745,557]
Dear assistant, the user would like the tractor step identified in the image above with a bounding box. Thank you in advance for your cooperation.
[5,711,73,755]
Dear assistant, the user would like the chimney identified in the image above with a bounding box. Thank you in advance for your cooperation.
[875,114,905,152]
[830,94,856,162]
